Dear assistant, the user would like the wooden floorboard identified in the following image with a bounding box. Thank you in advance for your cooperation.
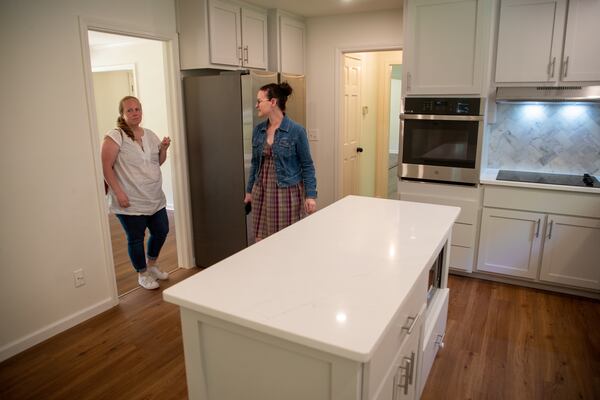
[1,272,599,399]
[421,275,600,400]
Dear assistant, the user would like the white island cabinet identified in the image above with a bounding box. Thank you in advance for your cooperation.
[164,196,459,400]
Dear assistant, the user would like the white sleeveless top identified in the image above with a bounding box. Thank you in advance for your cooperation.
[106,128,166,215]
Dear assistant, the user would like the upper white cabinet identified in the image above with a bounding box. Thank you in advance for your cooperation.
[494,0,600,84]
[477,186,600,291]
[268,10,306,74]
[177,0,268,70]
[561,0,600,82]
[403,0,492,95]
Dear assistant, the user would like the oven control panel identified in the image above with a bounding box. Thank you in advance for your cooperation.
[404,97,482,116]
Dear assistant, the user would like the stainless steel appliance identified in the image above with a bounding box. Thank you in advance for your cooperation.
[497,170,600,188]
[399,97,485,185]
[182,70,306,267]
[496,85,600,103]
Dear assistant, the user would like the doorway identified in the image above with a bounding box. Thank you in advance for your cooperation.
[88,31,179,296]
[339,50,402,200]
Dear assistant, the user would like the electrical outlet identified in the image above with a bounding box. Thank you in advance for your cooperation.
[73,269,85,288]
[308,129,319,141]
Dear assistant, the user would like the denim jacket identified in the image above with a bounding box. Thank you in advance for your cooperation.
[246,115,317,198]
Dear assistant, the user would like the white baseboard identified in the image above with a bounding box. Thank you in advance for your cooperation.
[0,297,118,363]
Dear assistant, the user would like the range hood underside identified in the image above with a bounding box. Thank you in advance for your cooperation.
[496,85,600,103]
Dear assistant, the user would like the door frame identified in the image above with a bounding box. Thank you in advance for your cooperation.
[78,16,195,302]
[334,45,402,201]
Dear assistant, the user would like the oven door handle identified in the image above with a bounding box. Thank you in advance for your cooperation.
[400,114,484,121]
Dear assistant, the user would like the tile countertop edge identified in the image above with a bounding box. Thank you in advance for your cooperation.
[481,169,600,194]
[163,196,460,363]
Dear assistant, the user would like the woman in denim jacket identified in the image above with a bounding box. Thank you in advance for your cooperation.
[244,82,317,241]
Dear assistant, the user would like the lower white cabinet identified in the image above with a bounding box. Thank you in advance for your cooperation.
[539,215,600,290]
[477,185,600,291]
[477,208,544,279]
[398,180,482,273]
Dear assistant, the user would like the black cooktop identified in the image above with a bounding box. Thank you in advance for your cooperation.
[497,170,600,188]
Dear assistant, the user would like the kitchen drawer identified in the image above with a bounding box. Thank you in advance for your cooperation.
[451,222,474,247]
[373,311,423,400]
[449,245,474,272]
[418,289,449,398]
[363,271,427,400]
[400,192,478,225]
[483,186,600,218]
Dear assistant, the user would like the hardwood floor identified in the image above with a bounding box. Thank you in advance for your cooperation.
[110,209,179,296]
[1,274,598,399]
[0,267,200,400]
[421,275,600,399]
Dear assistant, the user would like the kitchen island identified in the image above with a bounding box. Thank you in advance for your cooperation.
[164,196,460,400]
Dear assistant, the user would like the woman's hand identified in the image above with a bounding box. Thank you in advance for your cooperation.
[304,198,317,215]
[244,193,252,203]
[116,190,130,208]
[160,137,171,151]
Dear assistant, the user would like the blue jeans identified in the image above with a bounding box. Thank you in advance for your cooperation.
[116,208,169,272]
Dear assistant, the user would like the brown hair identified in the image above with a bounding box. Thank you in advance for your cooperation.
[116,96,140,140]
[259,82,293,112]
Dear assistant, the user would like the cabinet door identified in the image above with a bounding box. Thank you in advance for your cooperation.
[209,0,242,66]
[477,208,544,279]
[495,0,567,83]
[560,0,600,82]
[404,0,487,94]
[539,215,600,290]
[279,16,305,74]
[241,8,268,69]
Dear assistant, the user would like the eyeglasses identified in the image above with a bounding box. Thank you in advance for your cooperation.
[256,98,271,105]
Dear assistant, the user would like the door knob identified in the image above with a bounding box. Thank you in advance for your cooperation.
[356,147,364,153]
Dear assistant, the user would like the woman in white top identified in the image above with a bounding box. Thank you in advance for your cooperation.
[101,96,171,290]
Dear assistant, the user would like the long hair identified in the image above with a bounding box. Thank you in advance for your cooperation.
[116,96,140,140]
[260,82,293,112]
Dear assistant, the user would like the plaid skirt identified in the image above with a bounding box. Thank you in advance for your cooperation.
[251,143,305,240]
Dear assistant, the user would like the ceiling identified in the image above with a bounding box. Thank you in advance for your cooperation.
[245,0,402,17]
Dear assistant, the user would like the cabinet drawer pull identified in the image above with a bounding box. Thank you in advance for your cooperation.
[547,220,554,239]
[237,46,243,64]
[550,57,556,78]
[535,218,541,238]
[243,45,249,64]
[435,333,445,349]
[563,56,569,78]
[401,312,420,334]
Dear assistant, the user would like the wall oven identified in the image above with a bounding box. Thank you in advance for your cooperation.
[399,97,485,185]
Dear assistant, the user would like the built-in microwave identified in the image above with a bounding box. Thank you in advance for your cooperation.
[399,97,485,185]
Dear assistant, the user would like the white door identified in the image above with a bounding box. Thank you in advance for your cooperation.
[342,55,362,197]
[209,0,242,66]
[539,215,600,290]
[279,16,305,74]
[494,0,567,83]
[477,208,544,279]
[561,0,600,82]
[92,70,135,140]
[241,8,267,69]
[405,0,485,94]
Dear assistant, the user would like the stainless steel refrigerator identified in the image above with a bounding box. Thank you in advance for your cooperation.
[182,69,306,267]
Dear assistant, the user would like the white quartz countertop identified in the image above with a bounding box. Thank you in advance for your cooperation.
[481,169,600,194]
[163,196,459,362]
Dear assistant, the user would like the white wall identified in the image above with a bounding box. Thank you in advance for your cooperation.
[90,40,175,209]
[0,0,177,361]
[306,10,403,206]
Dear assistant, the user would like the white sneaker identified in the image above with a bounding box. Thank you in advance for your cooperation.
[148,265,169,280]
[138,271,159,290]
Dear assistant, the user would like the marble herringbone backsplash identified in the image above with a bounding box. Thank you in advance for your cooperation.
[487,103,600,175]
